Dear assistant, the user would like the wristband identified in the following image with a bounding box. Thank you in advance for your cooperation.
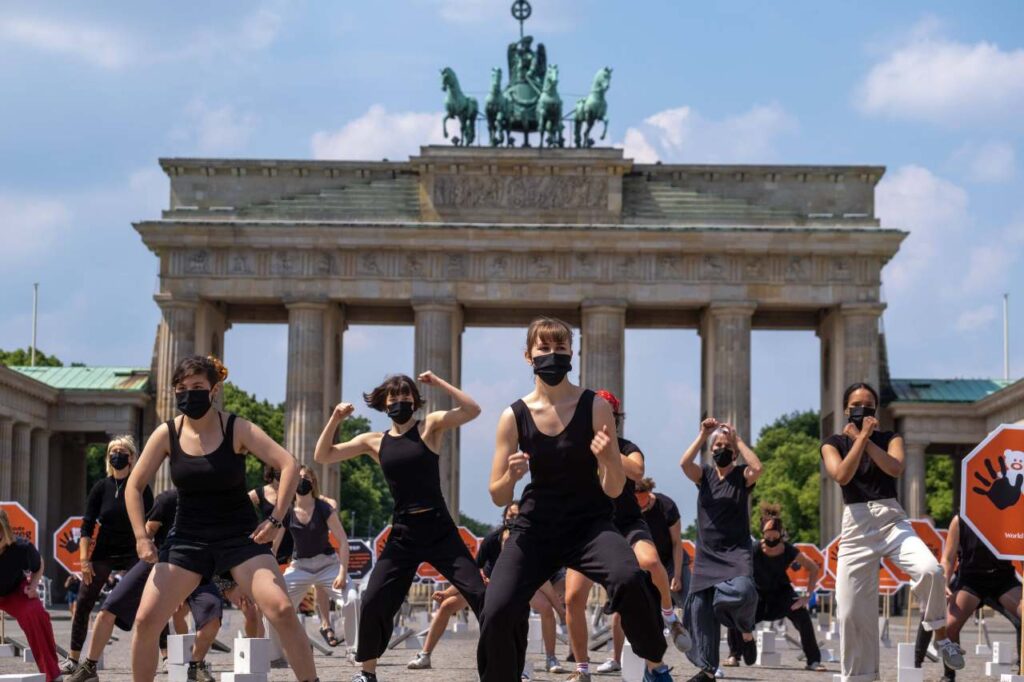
[267,514,283,529]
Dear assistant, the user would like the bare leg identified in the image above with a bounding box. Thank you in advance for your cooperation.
[611,612,625,662]
[997,586,1022,621]
[422,595,466,654]
[232,554,316,682]
[946,591,982,643]
[565,569,592,665]
[130,564,202,682]
[314,585,332,630]
[530,592,557,657]
[85,611,116,661]
[172,601,190,634]
[192,617,220,662]
[634,541,673,611]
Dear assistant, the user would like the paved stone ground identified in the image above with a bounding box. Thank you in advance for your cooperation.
[0,607,1019,681]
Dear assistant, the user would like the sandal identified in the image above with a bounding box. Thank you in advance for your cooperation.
[319,625,341,647]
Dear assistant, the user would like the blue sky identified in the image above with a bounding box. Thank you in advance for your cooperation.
[2,1,1023,528]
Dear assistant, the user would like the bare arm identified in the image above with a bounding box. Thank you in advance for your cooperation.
[680,418,717,484]
[862,421,904,477]
[622,450,645,482]
[420,371,482,434]
[670,519,683,589]
[821,431,866,486]
[735,433,763,486]
[314,403,379,465]
[591,398,624,498]
[942,516,960,590]
[126,423,172,563]
[235,418,299,543]
[794,551,819,592]
[489,408,528,506]
[326,512,350,575]
[144,520,161,539]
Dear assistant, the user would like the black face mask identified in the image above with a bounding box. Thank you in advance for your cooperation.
[176,389,212,420]
[712,447,734,468]
[386,401,415,424]
[763,537,782,548]
[532,352,572,386]
[296,479,313,496]
[504,516,518,529]
[109,454,130,471]
[848,406,876,429]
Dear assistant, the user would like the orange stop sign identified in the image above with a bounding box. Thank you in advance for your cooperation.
[53,516,97,576]
[960,424,1024,560]
[0,501,38,548]
[821,536,840,592]
[374,525,480,581]
[680,539,695,565]
[878,562,901,596]
[787,543,825,591]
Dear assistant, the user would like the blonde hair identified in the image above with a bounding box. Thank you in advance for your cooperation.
[0,509,14,546]
[105,435,138,476]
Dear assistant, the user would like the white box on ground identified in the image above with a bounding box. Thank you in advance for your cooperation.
[621,640,645,682]
[0,644,15,656]
[896,643,915,669]
[978,644,993,656]
[167,663,189,682]
[756,631,776,654]
[221,674,268,682]
[0,675,46,681]
[822,647,837,663]
[234,637,272,674]
[526,616,542,654]
[167,634,196,666]
[896,668,924,682]
[826,630,840,641]
[988,663,1013,676]
[994,642,1013,664]
[20,649,33,663]
[831,675,842,682]
[756,651,782,666]
[999,675,1024,682]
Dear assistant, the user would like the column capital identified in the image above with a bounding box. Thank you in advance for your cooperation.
[154,292,199,309]
[838,301,886,317]
[284,296,330,310]
[902,439,928,453]
[581,298,628,312]
[704,300,757,317]
[411,297,460,313]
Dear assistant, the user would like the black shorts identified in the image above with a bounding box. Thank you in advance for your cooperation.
[952,570,1021,604]
[160,534,272,583]
[615,518,654,548]
[104,560,224,631]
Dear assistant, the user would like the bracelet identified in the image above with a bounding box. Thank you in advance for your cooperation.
[267,515,283,529]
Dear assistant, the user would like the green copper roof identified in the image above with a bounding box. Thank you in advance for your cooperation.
[9,366,150,391]
[889,378,1011,403]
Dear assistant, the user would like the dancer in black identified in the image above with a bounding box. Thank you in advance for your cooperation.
[125,355,318,682]
[67,488,224,682]
[635,479,688,607]
[913,513,1021,681]
[314,370,486,682]
[478,317,671,682]
[62,435,153,674]
[723,506,825,671]
[679,418,762,681]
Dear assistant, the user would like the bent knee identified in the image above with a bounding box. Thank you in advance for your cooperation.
[261,598,295,624]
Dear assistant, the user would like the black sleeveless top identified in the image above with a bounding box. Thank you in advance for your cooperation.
[167,413,258,542]
[284,499,335,559]
[255,486,294,561]
[379,421,447,515]
[512,389,611,533]
[958,518,1013,577]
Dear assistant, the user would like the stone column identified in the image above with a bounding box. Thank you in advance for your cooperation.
[699,302,755,448]
[0,417,12,499]
[285,301,328,467]
[320,305,345,498]
[580,300,626,402]
[817,302,884,542]
[414,299,463,519]
[902,441,928,519]
[11,423,32,505]
[153,294,198,492]
[29,428,50,535]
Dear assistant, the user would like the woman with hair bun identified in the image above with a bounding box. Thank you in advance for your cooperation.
[125,355,320,682]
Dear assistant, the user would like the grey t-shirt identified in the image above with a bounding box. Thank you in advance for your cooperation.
[691,463,753,593]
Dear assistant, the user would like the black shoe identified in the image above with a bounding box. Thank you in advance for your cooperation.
[685,671,714,682]
[741,637,757,665]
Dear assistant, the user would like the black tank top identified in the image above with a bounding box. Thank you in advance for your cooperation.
[958,519,1013,576]
[255,486,294,561]
[378,422,447,515]
[167,413,258,542]
[285,499,335,559]
[513,389,611,532]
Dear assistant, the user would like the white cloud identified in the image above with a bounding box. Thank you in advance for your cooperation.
[173,99,258,155]
[619,103,797,163]
[0,194,71,265]
[311,105,448,161]
[858,19,1024,126]
[876,165,969,294]
[955,304,998,332]
[950,141,1016,184]
[961,244,1016,295]
[0,15,133,69]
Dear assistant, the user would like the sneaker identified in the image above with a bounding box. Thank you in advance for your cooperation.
[714,668,725,679]
[407,651,432,670]
[804,662,827,672]
[60,659,80,676]
[547,655,569,674]
[668,620,692,653]
[351,673,377,682]
[596,658,621,673]
[722,656,739,667]
[642,665,674,681]
[936,639,965,670]
[189,660,215,682]
[567,672,592,682]
[66,660,99,682]
[685,673,715,682]
[521,670,531,681]
[741,637,757,666]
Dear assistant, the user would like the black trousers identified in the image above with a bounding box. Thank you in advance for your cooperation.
[69,557,133,652]
[726,605,822,665]
[477,517,666,682]
[356,509,485,663]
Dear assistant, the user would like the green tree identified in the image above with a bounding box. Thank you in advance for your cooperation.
[0,347,64,367]
[925,455,955,528]
[748,409,822,544]
[459,512,497,537]
[85,443,107,492]
[221,382,286,490]
[680,521,697,541]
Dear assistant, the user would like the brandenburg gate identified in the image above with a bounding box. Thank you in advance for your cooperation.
[135,145,904,541]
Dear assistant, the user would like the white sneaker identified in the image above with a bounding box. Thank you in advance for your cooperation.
[547,655,569,673]
[407,651,432,669]
[596,658,621,673]
[935,639,965,670]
